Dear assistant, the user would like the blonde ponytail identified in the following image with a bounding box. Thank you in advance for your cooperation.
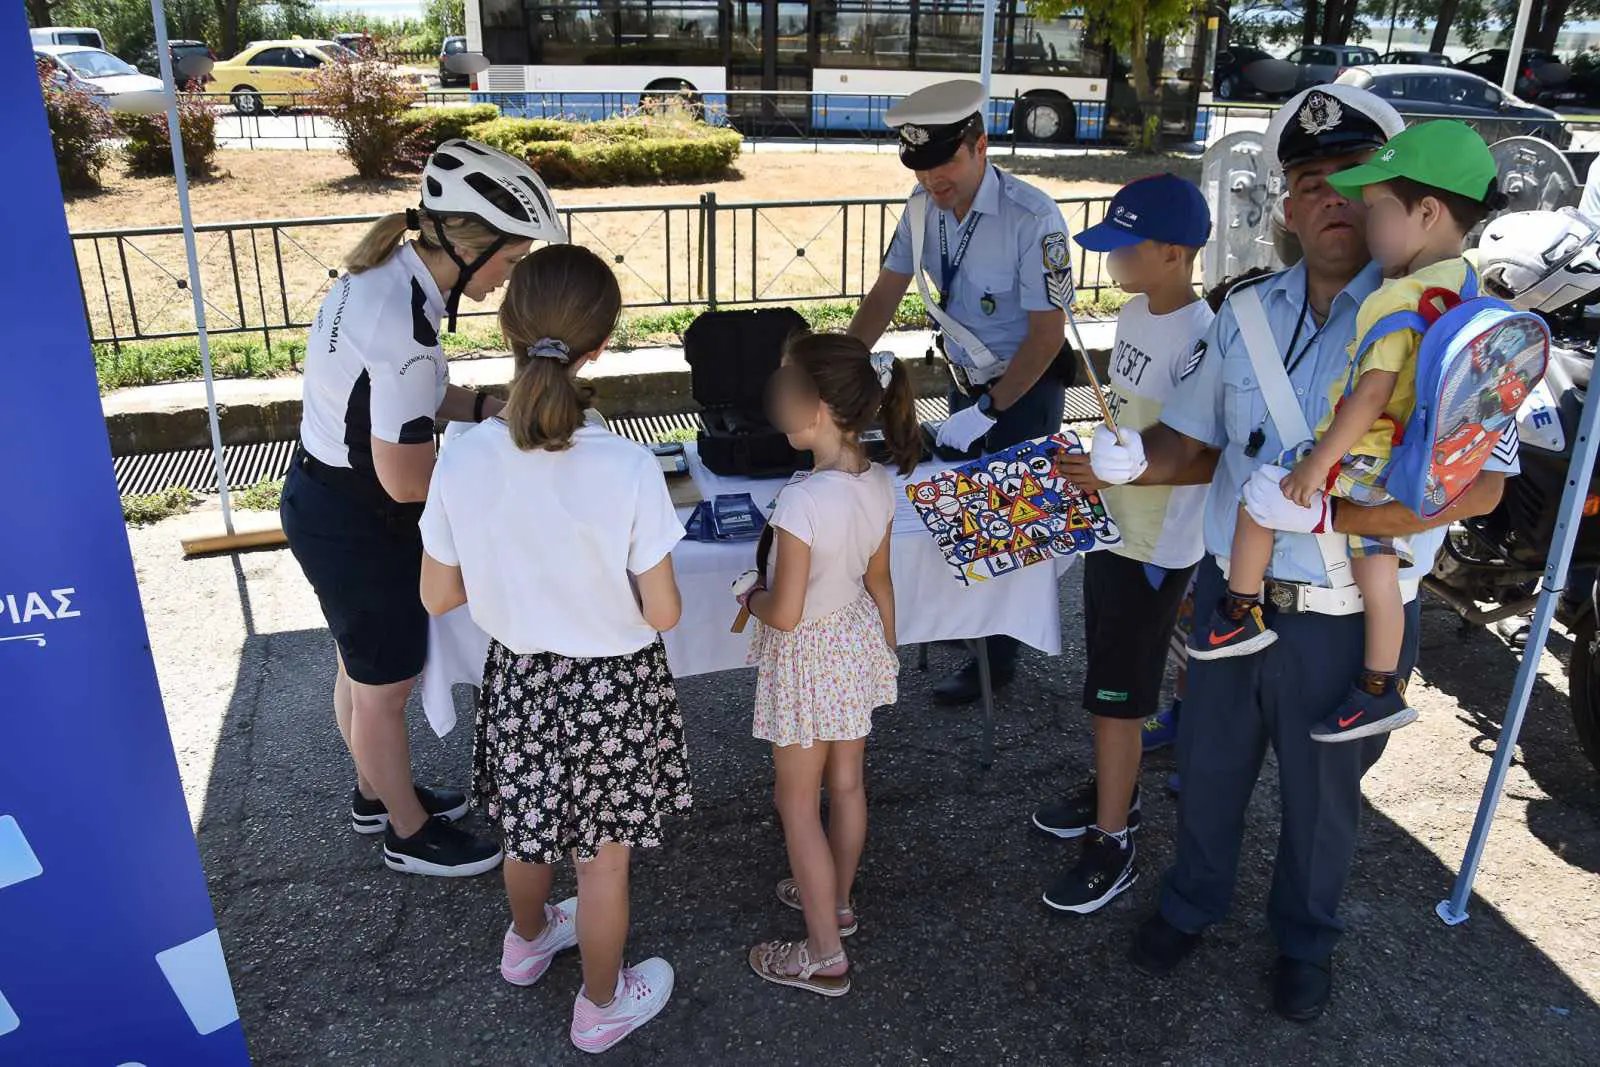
[344,212,412,274]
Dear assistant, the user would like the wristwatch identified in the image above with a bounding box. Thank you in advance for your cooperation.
[975,393,995,417]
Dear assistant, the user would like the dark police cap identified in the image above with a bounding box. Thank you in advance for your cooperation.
[1270,84,1405,173]
[886,80,987,170]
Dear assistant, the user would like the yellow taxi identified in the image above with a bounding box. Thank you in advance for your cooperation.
[211,38,424,114]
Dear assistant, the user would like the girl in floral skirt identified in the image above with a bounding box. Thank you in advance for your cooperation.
[737,332,920,997]
[419,244,691,1054]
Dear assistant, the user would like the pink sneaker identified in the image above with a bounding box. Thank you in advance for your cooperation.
[500,897,578,986]
[569,958,674,1054]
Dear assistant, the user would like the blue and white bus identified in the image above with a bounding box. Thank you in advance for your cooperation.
[465,1,1217,143]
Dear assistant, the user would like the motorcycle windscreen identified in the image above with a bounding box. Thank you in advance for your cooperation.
[1422,313,1552,518]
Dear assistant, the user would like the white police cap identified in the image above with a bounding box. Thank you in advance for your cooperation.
[1264,83,1405,174]
[885,79,987,170]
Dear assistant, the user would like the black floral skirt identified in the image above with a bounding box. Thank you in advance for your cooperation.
[473,638,693,865]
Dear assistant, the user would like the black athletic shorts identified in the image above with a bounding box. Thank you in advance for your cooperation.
[1082,550,1197,720]
[280,458,428,686]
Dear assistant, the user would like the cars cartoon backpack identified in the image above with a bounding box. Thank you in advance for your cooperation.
[1347,261,1550,519]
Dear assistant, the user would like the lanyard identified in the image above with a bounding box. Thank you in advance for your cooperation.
[1247,277,1326,457]
[936,174,991,307]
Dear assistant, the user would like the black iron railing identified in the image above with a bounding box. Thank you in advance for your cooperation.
[72,193,1120,348]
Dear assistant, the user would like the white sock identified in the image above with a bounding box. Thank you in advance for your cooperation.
[1095,825,1131,848]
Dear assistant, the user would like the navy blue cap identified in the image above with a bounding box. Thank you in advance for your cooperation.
[1074,174,1212,252]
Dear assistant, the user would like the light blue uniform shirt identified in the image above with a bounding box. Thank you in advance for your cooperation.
[883,165,1072,378]
[1162,260,1521,587]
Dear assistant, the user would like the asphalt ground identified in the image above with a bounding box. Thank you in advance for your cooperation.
[133,509,1600,1066]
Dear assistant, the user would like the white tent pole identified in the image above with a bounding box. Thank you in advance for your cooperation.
[149,0,234,535]
[1438,376,1600,925]
[980,0,997,96]
[1502,0,1537,97]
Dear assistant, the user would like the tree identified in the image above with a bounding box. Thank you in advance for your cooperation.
[1032,0,1200,151]
[425,0,465,39]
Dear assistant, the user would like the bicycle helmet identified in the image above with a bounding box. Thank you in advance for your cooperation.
[419,138,567,330]
[1478,207,1600,314]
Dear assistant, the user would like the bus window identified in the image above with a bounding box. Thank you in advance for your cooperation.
[816,1,912,69]
[616,1,723,65]
[484,0,533,65]
[532,2,616,64]
[913,0,1003,74]
[1009,12,1105,78]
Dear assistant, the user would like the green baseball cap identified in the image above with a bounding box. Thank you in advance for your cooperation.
[1326,119,1497,202]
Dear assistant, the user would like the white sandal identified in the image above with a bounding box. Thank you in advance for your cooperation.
[748,938,851,998]
[775,877,858,937]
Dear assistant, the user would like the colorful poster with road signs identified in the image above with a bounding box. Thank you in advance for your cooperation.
[905,432,1121,585]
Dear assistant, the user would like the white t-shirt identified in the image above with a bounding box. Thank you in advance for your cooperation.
[300,243,449,474]
[1099,295,1214,569]
[419,421,686,659]
[770,465,896,622]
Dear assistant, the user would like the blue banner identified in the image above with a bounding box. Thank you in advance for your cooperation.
[0,13,250,1065]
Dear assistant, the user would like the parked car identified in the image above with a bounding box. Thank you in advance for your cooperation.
[1379,50,1452,67]
[33,44,162,105]
[1335,66,1572,149]
[334,32,374,56]
[211,39,423,115]
[439,35,469,88]
[1452,48,1567,101]
[1285,43,1381,91]
[136,39,217,86]
[29,26,105,50]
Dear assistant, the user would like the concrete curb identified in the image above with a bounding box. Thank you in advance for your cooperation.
[102,325,1117,455]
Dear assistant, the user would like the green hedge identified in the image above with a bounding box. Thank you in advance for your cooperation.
[397,103,501,152]
[462,116,740,185]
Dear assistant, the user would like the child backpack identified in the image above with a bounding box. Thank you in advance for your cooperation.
[1348,262,1550,519]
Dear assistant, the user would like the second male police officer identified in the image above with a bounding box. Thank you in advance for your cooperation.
[849,79,1074,704]
[1088,84,1521,1020]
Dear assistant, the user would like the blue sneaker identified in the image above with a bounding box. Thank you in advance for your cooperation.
[1141,706,1179,753]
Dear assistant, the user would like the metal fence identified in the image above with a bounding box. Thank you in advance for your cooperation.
[72,193,1120,350]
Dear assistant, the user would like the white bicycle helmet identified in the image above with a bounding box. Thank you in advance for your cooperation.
[418,138,567,329]
[1478,207,1600,314]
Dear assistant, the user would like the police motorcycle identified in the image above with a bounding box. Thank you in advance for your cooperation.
[1428,207,1600,776]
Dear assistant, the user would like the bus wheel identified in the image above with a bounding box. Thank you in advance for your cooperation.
[643,79,704,120]
[1016,94,1074,144]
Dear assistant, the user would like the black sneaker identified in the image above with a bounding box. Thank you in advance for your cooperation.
[1043,828,1138,915]
[1128,911,1200,977]
[1031,781,1141,840]
[383,817,503,878]
[1310,685,1417,743]
[351,784,470,835]
[1187,602,1277,661]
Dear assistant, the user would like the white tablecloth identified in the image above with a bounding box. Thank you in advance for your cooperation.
[420,445,1070,736]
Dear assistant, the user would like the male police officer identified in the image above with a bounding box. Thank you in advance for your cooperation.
[849,79,1074,704]
[1088,85,1521,1020]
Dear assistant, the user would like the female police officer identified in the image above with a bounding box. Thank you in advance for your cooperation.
[281,140,565,877]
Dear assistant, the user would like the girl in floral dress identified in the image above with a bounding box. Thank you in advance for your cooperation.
[737,333,920,997]
[418,245,691,1054]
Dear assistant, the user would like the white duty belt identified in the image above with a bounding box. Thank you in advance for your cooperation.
[907,188,1004,385]
[1229,285,1418,615]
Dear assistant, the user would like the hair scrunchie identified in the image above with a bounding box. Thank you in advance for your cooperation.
[529,337,571,363]
[869,350,895,388]
[405,207,421,231]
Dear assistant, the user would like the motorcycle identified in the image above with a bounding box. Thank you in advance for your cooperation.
[1423,212,1600,776]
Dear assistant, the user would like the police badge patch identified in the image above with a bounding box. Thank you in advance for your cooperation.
[901,124,931,146]
[1180,338,1206,380]
[1042,231,1072,310]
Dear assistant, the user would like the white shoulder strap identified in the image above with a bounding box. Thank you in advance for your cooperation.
[907,191,999,370]
[1230,284,1354,589]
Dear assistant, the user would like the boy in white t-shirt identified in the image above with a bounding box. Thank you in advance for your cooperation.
[1035,175,1214,915]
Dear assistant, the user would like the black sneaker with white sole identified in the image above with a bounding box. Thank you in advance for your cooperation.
[383,816,503,878]
[1031,781,1141,839]
[1043,827,1138,915]
[351,784,470,835]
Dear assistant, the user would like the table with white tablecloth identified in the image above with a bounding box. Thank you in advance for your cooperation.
[420,445,1072,752]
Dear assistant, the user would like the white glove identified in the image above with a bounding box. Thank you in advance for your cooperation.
[1242,465,1330,533]
[1088,423,1147,485]
[935,402,997,452]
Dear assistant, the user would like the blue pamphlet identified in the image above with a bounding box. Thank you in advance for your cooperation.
[685,494,767,543]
